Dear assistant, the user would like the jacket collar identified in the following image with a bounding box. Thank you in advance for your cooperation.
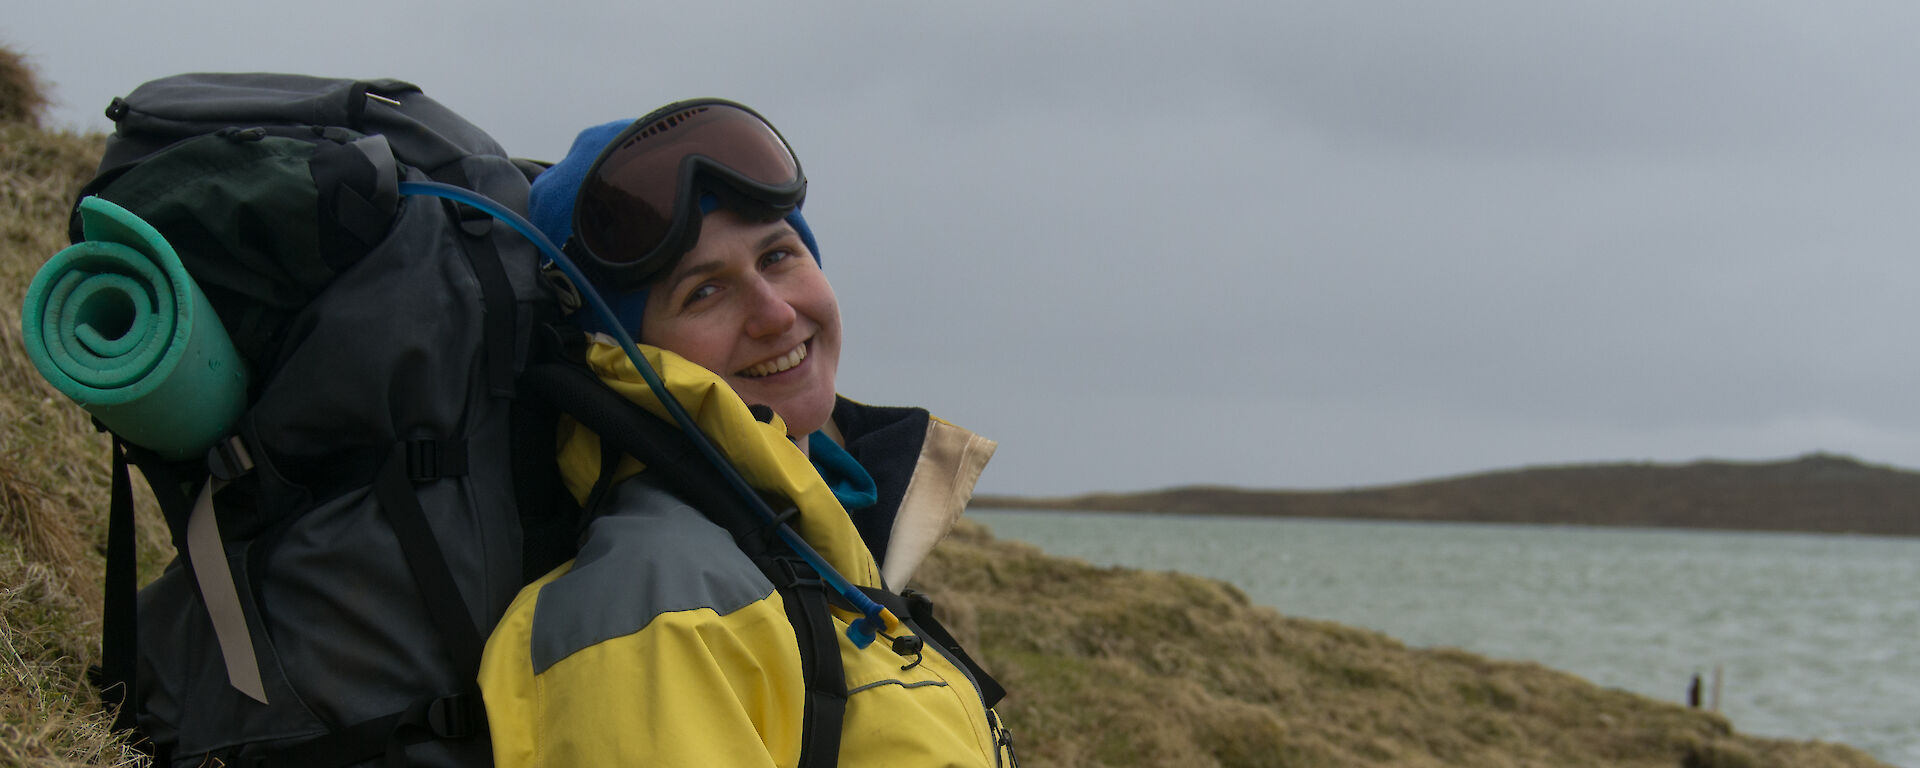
[558,341,884,590]
[560,340,996,590]
[830,398,996,588]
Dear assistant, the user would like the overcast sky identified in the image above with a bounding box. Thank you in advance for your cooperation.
[11,1,1920,495]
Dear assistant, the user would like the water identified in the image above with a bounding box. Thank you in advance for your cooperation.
[970,510,1920,767]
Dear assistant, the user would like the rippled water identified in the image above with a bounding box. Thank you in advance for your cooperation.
[969,510,1920,767]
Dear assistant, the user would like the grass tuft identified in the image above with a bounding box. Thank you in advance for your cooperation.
[0,544,145,767]
[0,44,48,127]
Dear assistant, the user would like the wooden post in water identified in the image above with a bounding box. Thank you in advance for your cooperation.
[1710,665,1723,713]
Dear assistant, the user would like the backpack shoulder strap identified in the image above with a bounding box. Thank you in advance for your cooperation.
[520,360,847,767]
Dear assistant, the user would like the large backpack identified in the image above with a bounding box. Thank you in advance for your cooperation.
[53,73,564,767]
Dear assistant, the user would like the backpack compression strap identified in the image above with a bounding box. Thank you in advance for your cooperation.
[95,436,227,761]
[427,162,517,397]
[96,438,140,736]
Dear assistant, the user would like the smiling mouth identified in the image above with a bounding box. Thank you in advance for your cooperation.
[738,341,808,378]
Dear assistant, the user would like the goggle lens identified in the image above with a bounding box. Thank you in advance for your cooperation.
[573,101,803,284]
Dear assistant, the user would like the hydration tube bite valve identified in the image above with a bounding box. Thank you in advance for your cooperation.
[395,181,900,647]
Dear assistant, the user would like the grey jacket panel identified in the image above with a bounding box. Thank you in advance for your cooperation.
[530,480,775,674]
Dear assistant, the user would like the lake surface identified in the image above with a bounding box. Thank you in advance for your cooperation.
[969,509,1920,767]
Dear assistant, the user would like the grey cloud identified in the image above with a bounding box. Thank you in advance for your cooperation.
[12,0,1920,494]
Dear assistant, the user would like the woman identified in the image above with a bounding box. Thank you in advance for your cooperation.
[478,100,1014,767]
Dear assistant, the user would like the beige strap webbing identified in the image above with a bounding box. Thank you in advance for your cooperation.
[186,466,268,704]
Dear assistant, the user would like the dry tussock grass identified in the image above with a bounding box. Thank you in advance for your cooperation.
[0,51,159,767]
[0,463,90,592]
[0,546,144,768]
[2,121,119,610]
[0,45,47,127]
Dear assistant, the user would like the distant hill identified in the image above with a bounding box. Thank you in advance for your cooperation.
[974,453,1920,536]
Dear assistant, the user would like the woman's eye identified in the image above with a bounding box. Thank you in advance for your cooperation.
[760,249,794,269]
[682,284,718,306]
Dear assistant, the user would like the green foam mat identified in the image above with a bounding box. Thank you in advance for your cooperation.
[22,197,248,461]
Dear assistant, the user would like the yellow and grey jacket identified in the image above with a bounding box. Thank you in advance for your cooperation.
[478,342,1011,767]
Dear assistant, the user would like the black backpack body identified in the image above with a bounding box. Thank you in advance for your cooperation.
[77,73,554,767]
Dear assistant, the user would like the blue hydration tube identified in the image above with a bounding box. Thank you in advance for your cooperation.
[398,180,898,647]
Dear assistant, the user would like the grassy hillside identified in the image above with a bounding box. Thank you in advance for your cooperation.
[0,58,1892,767]
[0,62,153,766]
[977,453,1920,537]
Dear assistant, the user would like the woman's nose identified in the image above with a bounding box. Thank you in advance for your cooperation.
[741,279,797,338]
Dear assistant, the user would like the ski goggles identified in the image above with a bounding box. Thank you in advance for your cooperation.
[569,99,806,289]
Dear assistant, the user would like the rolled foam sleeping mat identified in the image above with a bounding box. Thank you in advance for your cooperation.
[21,196,248,461]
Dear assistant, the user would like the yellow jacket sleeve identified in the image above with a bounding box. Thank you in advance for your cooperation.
[482,564,809,768]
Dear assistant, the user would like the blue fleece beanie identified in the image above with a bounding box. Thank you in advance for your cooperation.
[530,118,821,336]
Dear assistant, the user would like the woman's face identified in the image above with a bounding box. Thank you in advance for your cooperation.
[638,207,842,438]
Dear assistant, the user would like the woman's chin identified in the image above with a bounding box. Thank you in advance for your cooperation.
[730,379,835,437]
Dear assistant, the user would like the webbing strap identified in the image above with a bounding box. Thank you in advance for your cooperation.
[509,362,581,583]
[580,439,621,518]
[370,446,483,677]
[229,692,483,768]
[405,438,468,481]
[432,163,517,397]
[767,558,847,768]
[100,439,139,733]
[187,474,269,704]
[520,362,753,532]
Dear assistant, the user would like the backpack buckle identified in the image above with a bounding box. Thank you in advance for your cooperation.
[426,693,482,740]
[538,262,582,314]
[207,436,255,481]
[406,439,468,481]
